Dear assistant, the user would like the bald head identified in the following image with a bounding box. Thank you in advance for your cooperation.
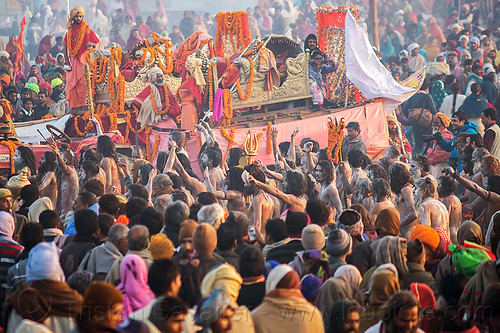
[128,224,150,251]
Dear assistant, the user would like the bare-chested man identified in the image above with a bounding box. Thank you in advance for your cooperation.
[37,151,58,208]
[314,160,343,218]
[371,178,395,221]
[414,177,450,236]
[444,166,500,247]
[388,163,418,237]
[207,167,246,213]
[438,175,462,244]
[200,146,225,191]
[244,165,274,243]
[13,146,37,177]
[49,140,79,219]
[97,135,120,193]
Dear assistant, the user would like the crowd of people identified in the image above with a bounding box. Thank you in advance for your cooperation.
[1,0,500,333]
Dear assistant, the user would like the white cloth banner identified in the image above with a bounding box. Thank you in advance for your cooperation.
[14,114,71,144]
[344,11,418,114]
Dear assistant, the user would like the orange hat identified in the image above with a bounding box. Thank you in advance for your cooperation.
[149,233,174,260]
[409,225,440,252]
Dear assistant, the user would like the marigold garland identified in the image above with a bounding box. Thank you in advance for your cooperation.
[327,118,345,164]
[266,121,272,154]
[149,134,160,161]
[215,11,251,57]
[236,58,255,101]
[222,89,233,126]
[207,62,217,110]
[221,127,236,163]
[145,126,152,160]
[0,140,24,173]
[67,21,88,58]
[150,84,170,115]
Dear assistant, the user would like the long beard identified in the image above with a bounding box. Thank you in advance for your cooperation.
[415,193,423,208]
[352,193,364,204]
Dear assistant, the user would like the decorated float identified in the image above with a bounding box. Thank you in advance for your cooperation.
[0,5,422,176]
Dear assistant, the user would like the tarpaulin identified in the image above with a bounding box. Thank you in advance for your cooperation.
[148,100,389,178]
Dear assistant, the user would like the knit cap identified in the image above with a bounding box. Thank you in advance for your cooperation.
[179,219,198,241]
[193,223,217,255]
[149,233,174,260]
[326,228,352,257]
[301,224,325,250]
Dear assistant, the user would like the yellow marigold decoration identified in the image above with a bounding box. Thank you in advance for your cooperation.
[215,11,252,57]
[207,62,217,110]
[266,121,273,154]
[196,132,202,153]
[221,127,236,162]
[145,126,152,161]
[327,118,345,164]
[0,140,24,173]
[41,114,53,119]
[222,89,233,126]
[67,21,88,58]
[236,57,255,101]
[150,134,161,161]
[150,84,170,115]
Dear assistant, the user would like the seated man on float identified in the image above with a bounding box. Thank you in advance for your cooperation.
[132,66,181,129]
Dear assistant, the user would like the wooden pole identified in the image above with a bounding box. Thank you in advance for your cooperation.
[369,0,380,50]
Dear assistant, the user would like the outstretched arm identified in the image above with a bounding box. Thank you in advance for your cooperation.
[249,175,305,211]
[48,140,70,174]
[174,155,206,195]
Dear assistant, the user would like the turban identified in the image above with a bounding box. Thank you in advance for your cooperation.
[410,225,440,252]
[201,264,242,302]
[28,197,53,223]
[0,51,9,59]
[266,264,300,293]
[300,274,322,301]
[195,289,236,329]
[25,82,39,94]
[435,112,451,127]
[386,114,397,124]
[146,66,163,83]
[67,6,85,29]
[301,224,325,250]
[0,74,10,85]
[407,43,419,53]
[27,242,65,283]
[326,228,352,257]
[337,209,364,237]
[51,78,63,88]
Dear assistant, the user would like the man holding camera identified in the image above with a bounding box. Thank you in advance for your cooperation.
[425,113,454,179]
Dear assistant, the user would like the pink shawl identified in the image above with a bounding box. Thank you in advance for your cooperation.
[117,254,154,318]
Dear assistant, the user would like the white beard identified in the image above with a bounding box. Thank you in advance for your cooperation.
[473,162,481,174]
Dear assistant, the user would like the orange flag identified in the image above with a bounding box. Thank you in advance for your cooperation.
[14,16,26,75]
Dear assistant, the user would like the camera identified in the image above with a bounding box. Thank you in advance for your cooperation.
[422,132,442,142]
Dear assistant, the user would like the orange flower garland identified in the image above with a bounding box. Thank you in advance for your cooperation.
[67,21,88,58]
[236,58,255,101]
[327,118,345,164]
[207,62,216,110]
[221,127,236,162]
[0,140,23,173]
[145,126,152,160]
[222,89,233,126]
[150,84,170,115]
[150,134,161,161]
[266,121,272,154]
[215,11,252,57]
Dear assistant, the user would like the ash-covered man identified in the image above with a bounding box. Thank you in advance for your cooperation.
[64,6,99,112]
[387,114,412,158]
[133,66,181,129]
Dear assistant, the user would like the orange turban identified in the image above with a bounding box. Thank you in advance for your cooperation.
[435,112,451,128]
[410,225,440,252]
